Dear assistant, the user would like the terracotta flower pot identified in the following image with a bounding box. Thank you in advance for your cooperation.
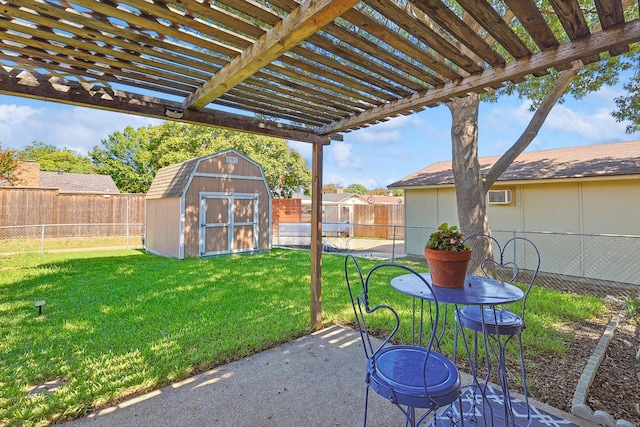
[424,248,472,288]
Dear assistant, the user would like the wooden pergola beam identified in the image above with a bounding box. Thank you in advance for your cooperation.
[183,0,361,110]
[0,67,339,144]
[318,18,640,135]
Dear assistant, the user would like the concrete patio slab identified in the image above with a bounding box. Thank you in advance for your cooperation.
[64,325,598,427]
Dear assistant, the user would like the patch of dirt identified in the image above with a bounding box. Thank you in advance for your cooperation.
[587,316,640,425]
[516,306,639,425]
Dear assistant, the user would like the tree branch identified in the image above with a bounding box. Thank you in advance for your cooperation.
[483,61,583,190]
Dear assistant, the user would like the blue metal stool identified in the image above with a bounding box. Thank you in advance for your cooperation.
[454,235,541,427]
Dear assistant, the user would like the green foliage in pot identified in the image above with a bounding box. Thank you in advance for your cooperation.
[425,223,471,252]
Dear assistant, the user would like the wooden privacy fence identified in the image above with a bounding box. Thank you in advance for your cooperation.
[0,188,145,227]
[1,191,404,240]
[272,198,404,239]
[353,204,404,239]
[272,198,303,234]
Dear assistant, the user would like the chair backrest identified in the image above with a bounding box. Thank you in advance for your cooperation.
[344,254,441,360]
[462,234,541,319]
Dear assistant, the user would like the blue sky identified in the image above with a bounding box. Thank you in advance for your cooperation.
[0,80,637,191]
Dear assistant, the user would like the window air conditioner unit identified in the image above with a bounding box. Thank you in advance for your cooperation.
[488,189,512,204]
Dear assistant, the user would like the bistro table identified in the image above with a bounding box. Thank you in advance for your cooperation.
[390,273,526,427]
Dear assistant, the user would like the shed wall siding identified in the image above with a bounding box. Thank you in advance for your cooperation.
[196,155,262,177]
[521,183,582,233]
[182,156,271,258]
[404,177,640,255]
[145,198,181,258]
[580,180,640,235]
[405,188,458,254]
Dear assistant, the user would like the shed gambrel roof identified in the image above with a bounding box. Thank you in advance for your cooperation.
[146,149,260,199]
[389,140,640,188]
[40,171,120,194]
[146,158,200,199]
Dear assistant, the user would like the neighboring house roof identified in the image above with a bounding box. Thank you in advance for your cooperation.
[389,141,640,188]
[321,192,367,203]
[39,171,120,194]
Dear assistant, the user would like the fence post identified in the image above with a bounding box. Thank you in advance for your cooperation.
[40,224,45,254]
[126,196,130,249]
[511,230,517,266]
[580,233,585,278]
[391,224,397,261]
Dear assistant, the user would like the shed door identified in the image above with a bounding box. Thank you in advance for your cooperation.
[199,193,259,256]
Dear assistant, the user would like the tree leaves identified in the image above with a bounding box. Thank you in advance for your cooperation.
[19,141,95,174]
[0,143,19,185]
[90,123,312,196]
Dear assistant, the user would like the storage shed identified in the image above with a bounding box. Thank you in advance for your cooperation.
[145,149,272,259]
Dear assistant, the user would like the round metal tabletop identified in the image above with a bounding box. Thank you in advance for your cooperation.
[390,273,524,305]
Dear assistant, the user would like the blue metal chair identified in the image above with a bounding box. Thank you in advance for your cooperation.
[454,234,541,426]
[345,255,463,427]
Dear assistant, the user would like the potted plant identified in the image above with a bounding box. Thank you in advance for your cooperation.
[424,223,472,288]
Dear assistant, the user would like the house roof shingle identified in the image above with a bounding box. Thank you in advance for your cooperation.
[389,141,640,188]
[39,171,120,194]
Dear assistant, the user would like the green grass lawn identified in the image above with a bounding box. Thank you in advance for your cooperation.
[0,248,607,426]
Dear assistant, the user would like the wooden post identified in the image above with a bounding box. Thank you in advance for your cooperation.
[310,141,324,329]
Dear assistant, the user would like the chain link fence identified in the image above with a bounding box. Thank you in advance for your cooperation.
[0,223,145,254]
[3,222,638,298]
[273,222,640,297]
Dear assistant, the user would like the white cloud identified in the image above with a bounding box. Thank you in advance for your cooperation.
[0,103,37,122]
[481,85,633,154]
[545,104,628,142]
[323,171,348,188]
[0,104,38,146]
[357,129,402,144]
[0,101,162,154]
[329,141,360,169]
[352,114,425,144]
[483,100,533,131]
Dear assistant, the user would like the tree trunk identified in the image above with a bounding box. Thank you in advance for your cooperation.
[446,93,491,272]
[445,63,581,272]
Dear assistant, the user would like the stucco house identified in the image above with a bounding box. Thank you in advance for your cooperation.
[299,192,368,222]
[389,141,640,285]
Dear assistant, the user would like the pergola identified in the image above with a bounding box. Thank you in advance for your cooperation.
[1,0,639,327]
